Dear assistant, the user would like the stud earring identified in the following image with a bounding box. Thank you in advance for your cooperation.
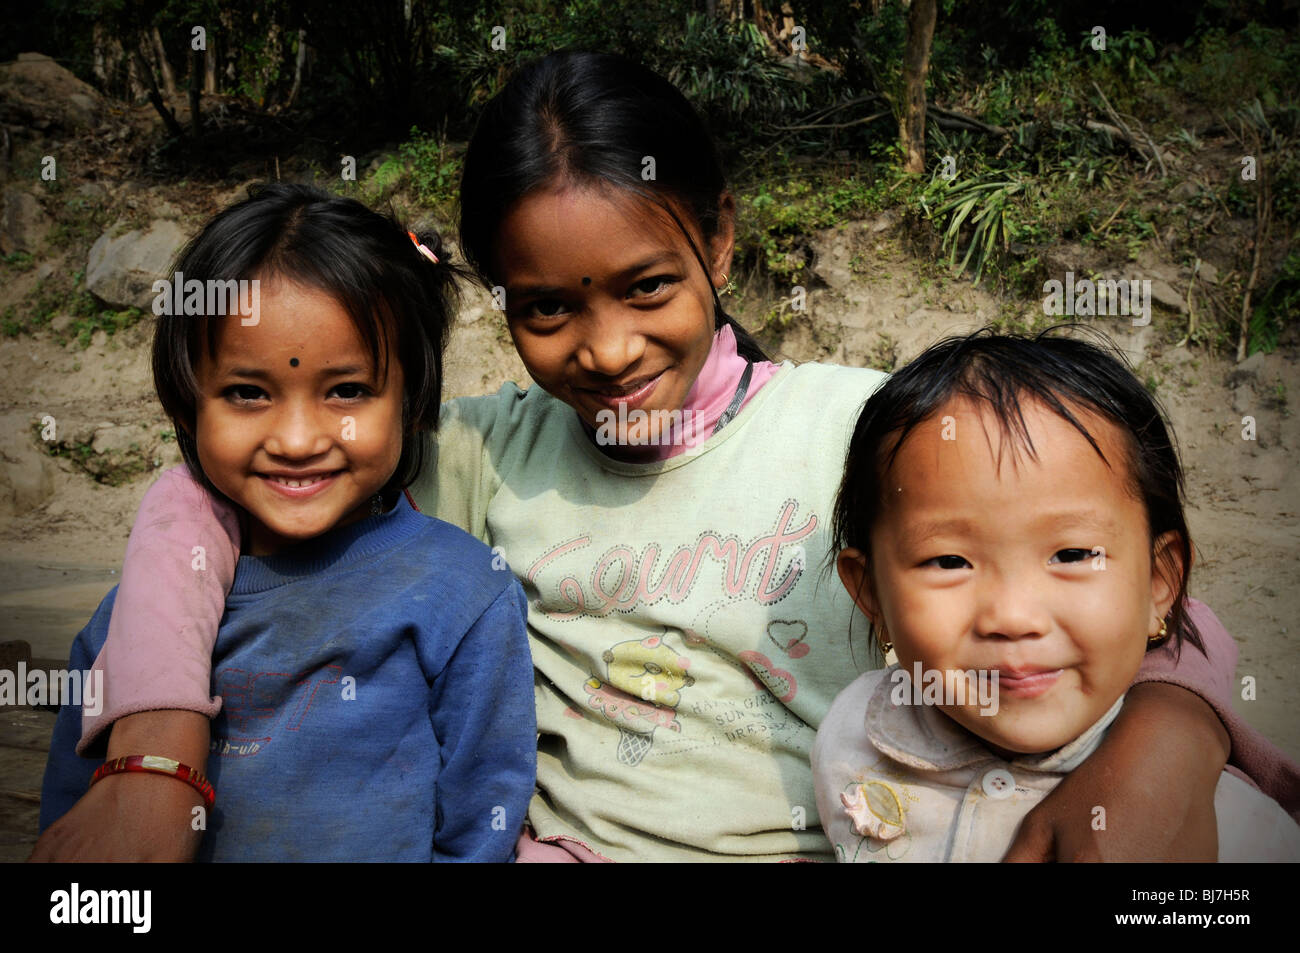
[876,625,893,656]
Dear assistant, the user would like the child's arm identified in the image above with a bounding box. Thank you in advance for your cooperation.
[1003,598,1296,861]
[429,582,537,862]
[32,710,211,862]
[79,465,240,754]
[1133,598,1300,817]
[31,589,212,862]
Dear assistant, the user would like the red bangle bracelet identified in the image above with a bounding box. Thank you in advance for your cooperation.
[91,755,216,809]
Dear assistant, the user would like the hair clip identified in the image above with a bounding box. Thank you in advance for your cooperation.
[408,230,439,264]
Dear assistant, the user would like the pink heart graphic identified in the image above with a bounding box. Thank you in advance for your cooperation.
[739,650,797,703]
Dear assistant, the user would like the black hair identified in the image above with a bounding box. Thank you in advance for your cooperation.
[458,49,768,363]
[831,326,1202,657]
[152,182,458,501]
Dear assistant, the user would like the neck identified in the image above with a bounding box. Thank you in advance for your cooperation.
[588,324,779,462]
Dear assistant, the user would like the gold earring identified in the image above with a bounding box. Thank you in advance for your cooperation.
[1148,618,1168,644]
[876,625,893,656]
[719,273,736,296]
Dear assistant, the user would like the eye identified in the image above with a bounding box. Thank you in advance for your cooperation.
[1049,548,1097,565]
[628,275,675,299]
[922,555,971,570]
[330,382,370,401]
[223,384,266,405]
[524,299,570,320]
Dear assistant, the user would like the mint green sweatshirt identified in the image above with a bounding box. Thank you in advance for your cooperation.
[412,361,888,860]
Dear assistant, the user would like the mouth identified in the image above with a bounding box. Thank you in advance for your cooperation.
[993,668,1064,699]
[578,371,665,411]
[258,470,341,499]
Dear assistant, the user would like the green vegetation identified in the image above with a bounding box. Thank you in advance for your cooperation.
[6,2,1295,359]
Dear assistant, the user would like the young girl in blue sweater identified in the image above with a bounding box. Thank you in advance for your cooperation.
[38,184,536,861]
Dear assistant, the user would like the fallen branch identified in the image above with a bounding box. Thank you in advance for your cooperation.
[1092,82,1165,177]
[928,105,1009,138]
[772,111,890,132]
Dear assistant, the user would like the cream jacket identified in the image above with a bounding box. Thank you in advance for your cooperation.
[812,666,1300,862]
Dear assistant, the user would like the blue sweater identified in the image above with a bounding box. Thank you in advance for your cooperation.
[40,494,537,862]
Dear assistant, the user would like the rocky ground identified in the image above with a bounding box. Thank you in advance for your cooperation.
[0,53,1296,861]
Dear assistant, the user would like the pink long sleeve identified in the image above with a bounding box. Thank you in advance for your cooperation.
[1135,597,1300,819]
[77,465,241,755]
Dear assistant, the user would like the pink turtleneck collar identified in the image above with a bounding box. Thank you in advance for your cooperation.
[588,324,781,462]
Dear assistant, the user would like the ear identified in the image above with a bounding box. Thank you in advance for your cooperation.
[1149,530,1187,636]
[708,192,736,289]
[837,547,882,625]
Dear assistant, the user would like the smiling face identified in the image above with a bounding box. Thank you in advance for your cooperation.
[191,279,405,556]
[837,396,1181,754]
[493,183,732,445]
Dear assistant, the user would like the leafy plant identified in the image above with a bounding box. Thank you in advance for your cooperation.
[1248,251,1300,356]
[921,172,1026,285]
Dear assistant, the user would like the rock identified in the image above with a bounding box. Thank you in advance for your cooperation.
[868,209,900,234]
[1149,278,1186,314]
[0,189,50,255]
[1170,181,1199,202]
[85,219,187,310]
[0,641,33,675]
[0,414,57,517]
[1231,384,1254,416]
[0,53,102,132]
[75,182,110,205]
[1197,261,1221,284]
[1226,351,1268,388]
[91,423,147,455]
[152,200,183,220]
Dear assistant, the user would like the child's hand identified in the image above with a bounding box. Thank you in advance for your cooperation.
[1003,682,1228,861]
[29,772,205,862]
[29,710,210,863]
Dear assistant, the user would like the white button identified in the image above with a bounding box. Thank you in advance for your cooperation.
[981,768,1015,799]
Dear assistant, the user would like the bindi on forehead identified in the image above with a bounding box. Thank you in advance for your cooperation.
[581,276,591,286]
[289,357,300,367]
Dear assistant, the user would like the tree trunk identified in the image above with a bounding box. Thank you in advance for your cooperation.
[126,48,146,103]
[204,41,217,94]
[131,42,185,138]
[285,29,307,108]
[189,47,203,138]
[151,27,177,99]
[221,9,238,86]
[93,23,109,88]
[899,0,937,174]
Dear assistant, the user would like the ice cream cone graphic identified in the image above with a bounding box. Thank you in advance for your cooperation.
[584,634,694,766]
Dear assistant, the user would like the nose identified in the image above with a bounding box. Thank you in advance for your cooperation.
[262,399,334,460]
[575,303,646,377]
[972,566,1051,641]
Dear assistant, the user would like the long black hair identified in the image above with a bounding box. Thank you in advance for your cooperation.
[831,326,1203,656]
[153,182,458,500]
[458,49,768,363]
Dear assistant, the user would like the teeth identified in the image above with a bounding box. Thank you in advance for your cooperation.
[271,475,325,488]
